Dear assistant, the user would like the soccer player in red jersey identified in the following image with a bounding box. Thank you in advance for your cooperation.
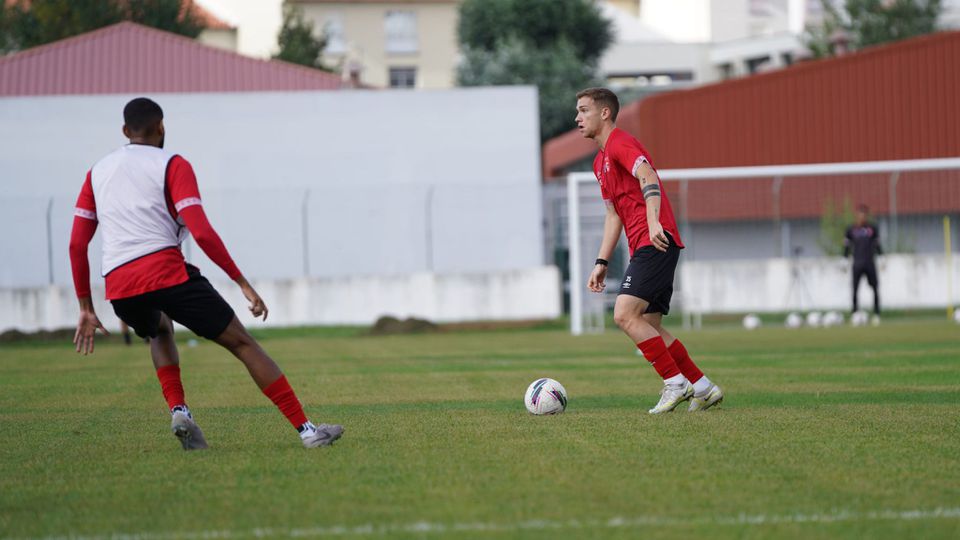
[575,88,724,413]
[69,98,343,449]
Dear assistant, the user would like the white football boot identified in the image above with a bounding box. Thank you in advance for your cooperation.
[688,384,724,412]
[300,422,345,448]
[648,382,689,414]
[171,409,208,450]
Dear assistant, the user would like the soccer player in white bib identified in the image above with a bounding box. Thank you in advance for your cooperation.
[69,98,343,449]
[575,88,724,414]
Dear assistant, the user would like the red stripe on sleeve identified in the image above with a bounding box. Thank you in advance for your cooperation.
[165,155,202,218]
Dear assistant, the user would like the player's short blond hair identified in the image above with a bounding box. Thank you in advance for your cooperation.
[576,87,620,122]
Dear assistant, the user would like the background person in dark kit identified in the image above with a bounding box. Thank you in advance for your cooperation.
[844,204,883,324]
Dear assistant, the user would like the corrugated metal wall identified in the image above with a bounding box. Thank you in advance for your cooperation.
[638,32,960,169]
[636,32,960,221]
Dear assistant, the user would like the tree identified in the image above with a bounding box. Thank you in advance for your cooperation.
[817,196,855,256]
[805,0,942,58]
[0,0,205,53]
[456,0,613,142]
[458,39,599,142]
[458,0,612,65]
[273,4,330,71]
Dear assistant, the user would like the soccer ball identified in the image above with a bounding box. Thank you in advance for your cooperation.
[742,314,761,330]
[805,311,823,328]
[785,312,803,329]
[822,311,844,327]
[524,378,568,415]
[954,308,960,324]
[851,310,869,327]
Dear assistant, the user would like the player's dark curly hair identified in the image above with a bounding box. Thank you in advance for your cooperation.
[123,97,164,135]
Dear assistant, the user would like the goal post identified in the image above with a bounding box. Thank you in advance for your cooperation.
[566,157,960,335]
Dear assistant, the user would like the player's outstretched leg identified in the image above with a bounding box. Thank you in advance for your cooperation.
[213,317,343,447]
[152,314,207,450]
[614,295,688,414]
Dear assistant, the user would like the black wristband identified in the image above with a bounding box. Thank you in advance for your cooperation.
[595,258,608,267]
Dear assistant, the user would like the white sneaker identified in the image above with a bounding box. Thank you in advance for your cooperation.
[171,410,208,450]
[688,384,724,412]
[648,383,688,414]
[300,423,344,448]
[681,380,694,402]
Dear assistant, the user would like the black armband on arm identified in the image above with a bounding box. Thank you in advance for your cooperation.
[641,184,661,199]
[595,258,608,266]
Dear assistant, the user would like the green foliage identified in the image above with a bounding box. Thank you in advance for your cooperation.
[0,0,205,53]
[456,0,613,142]
[458,0,612,64]
[458,38,599,142]
[272,4,330,71]
[804,0,942,58]
[126,0,204,38]
[818,195,855,255]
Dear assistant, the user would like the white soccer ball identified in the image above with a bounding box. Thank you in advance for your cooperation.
[785,312,803,329]
[805,311,823,328]
[822,311,844,327]
[524,378,568,415]
[953,308,960,324]
[742,314,761,330]
[851,310,869,327]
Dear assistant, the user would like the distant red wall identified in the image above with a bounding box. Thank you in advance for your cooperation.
[637,32,960,169]
[631,32,960,221]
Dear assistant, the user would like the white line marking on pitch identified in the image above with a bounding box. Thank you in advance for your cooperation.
[11,507,960,540]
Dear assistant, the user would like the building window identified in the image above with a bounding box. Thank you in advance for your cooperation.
[746,55,771,74]
[324,14,346,55]
[385,10,417,54]
[389,67,417,88]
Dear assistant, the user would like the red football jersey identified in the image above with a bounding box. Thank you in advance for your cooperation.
[593,128,683,254]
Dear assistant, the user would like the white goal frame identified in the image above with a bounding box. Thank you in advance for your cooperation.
[567,157,960,335]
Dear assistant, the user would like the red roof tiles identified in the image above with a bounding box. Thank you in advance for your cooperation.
[0,21,344,96]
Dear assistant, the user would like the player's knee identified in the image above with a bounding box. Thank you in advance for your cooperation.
[157,316,174,337]
[613,308,637,330]
[215,319,254,351]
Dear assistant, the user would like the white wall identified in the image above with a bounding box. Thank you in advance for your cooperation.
[0,88,544,291]
[680,254,960,313]
[0,266,561,333]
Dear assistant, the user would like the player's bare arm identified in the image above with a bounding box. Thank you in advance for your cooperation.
[588,202,623,293]
[636,161,669,252]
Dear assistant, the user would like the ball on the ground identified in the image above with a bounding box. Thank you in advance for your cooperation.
[851,310,869,327]
[785,312,803,329]
[822,311,844,327]
[953,309,960,324]
[742,314,761,330]
[524,378,567,415]
[805,311,823,328]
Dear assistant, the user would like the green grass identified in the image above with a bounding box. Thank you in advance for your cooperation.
[2,319,959,539]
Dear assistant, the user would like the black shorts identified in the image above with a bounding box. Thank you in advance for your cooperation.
[618,236,681,315]
[111,264,235,340]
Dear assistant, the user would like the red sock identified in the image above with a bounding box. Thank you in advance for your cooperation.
[637,336,681,380]
[262,375,308,429]
[156,365,186,410]
[668,339,704,384]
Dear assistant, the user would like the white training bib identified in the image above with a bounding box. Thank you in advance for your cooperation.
[90,145,188,275]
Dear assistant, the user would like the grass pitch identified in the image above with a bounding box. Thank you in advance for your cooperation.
[1,318,959,539]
